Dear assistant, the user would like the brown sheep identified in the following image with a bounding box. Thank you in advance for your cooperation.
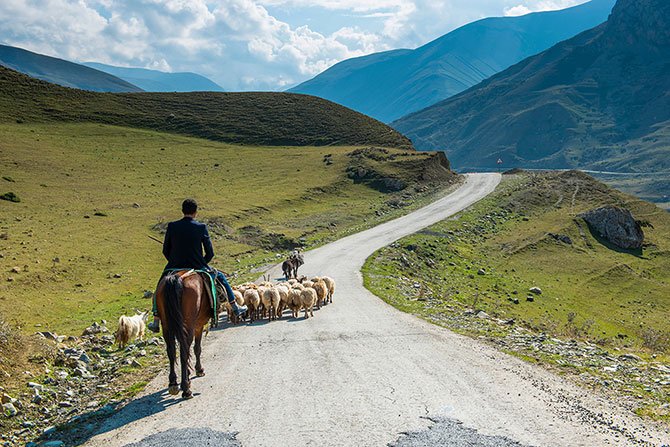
[311,278,328,309]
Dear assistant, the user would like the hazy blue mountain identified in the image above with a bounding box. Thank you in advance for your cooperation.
[393,0,670,175]
[0,44,142,92]
[289,0,615,123]
[84,62,224,92]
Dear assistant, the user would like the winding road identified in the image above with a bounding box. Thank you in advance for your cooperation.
[84,173,669,447]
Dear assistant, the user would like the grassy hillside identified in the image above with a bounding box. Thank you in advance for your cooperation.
[0,123,454,334]
[0,66,413,149]
[394,0,670,174]
[0,44,142,93]
[363,171,669,420]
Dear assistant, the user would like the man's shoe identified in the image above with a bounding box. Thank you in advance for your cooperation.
[231,302,248,317]
[147,319,160,333]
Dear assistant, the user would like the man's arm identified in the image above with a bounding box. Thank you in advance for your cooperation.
[203,226,214,264]
[162,223,172,261]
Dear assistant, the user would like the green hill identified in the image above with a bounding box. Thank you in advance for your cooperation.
[0,44,142,93]
[0,65,412,149]
[394,0,670,173]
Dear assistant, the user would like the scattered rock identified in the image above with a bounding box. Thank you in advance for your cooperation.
[579,206,644,250]
[526,295,535,302]
[548,233,573,245]
[619,353,643,362]
[82,322,107,336]
[476,311,490,319]
[143,290,154,299]
[3,402,18,417]
[130,359,142,368]
[0,192,20,203]
[477,268,486,276]
[529,287,542,295]
[10,266,21,273]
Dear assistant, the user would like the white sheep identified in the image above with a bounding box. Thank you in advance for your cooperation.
[261,286,281,321]
[321,276,336,304]
[115,311,148,348]
[275,284,290,319]
[300,287,317,319]
[243,287,261,322]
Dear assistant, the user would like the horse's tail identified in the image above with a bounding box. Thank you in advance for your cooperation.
[163,274,188,352]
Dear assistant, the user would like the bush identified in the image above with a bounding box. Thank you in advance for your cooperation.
[0,191,20,202]
[641,328,670,353]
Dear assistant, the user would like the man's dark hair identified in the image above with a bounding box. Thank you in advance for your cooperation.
[182,198,198,215]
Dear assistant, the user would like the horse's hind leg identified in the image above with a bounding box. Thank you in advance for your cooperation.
[165,330,179,396]
[194,327,205,377]
[180,331,194,399]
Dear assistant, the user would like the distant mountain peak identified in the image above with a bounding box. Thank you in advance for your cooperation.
[606,0,670,46]
[289,0,615,123]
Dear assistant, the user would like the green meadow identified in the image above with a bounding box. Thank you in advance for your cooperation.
[0,122,454,334]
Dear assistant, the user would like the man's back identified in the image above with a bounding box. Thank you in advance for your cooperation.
[163,216,214,270]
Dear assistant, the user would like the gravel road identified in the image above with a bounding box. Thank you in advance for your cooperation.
[84,173,669,447]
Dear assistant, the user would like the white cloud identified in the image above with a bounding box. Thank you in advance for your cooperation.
[503,0,587,17]
[0,0,592,90]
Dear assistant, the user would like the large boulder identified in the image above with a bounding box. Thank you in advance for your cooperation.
[579,206,644,249]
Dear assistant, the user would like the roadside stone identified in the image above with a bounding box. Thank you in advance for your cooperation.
[529,287,542,295]
[476,311,490,319]
[3,402,17,417]
[579,206,644,250]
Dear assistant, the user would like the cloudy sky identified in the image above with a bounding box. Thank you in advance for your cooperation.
[0,0,588,90]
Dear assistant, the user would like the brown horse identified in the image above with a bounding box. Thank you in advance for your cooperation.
[155,270,212,399]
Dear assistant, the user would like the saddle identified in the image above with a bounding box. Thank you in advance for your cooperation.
[165,268,220,328]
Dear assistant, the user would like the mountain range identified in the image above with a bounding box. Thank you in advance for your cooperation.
[0,44,224,93]
[84,62,224,92]
[289,0,616,123]
[0,44,142,93]
[393,0,670,175]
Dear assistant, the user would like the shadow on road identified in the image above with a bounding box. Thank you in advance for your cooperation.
[38,389,182,447]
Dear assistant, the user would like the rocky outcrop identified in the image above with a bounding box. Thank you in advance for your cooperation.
[579,206,644,249]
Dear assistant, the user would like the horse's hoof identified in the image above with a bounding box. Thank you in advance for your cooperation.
[168,385,180,396]
[196,370,206,377]
[182,391,193,399]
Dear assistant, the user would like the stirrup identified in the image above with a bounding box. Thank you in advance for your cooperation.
[147,320,160,333]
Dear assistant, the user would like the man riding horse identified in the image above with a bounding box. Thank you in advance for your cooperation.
[148,198,247,333]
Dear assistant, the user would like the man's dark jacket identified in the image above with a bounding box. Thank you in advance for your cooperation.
[162,216,214,270]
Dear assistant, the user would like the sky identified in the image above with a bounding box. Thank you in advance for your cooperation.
[0,0,589,91]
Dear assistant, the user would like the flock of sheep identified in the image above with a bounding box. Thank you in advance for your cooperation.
[114,275,337,348]
[227,275,336,323]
